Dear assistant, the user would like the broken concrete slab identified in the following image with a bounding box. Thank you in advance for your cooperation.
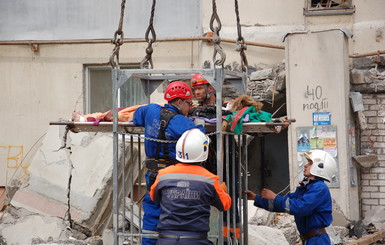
[0,210,68,244]
[363,207,385,230]
[248,204,299,244]
[248,225,289,245]
[333,210,350,227]
[247,202,272,225]
[10,125,143,236]
[332,198,350,227]
[250,68,275,81]
[353,154,378,168]
[0,187,5,211]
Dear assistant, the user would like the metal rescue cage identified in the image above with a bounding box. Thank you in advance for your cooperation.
[111,67,248,245]
[50,68,290,245]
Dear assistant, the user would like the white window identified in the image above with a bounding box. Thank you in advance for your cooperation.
[305,0,354,16]
[85,65,146,114]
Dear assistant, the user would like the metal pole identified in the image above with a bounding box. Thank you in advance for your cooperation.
[112,68,120,245]
[225,134,231,244]
[232,135,237,244]
[129,134,134,244]
[242,135,249,245]
[215,67,224,245]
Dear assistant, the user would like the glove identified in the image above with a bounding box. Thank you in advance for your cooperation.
[194,118,206,127]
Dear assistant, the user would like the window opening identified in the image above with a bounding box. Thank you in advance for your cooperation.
[305,0,354,15]
[86,65,145,114]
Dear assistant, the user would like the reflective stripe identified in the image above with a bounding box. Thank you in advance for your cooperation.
[285,198,291,213]
[223,226,241,239]
[142,229,159,234]
[267,200,274,211]
[159,173,215,185]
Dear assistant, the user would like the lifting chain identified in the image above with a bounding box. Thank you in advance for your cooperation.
[234,0,248,73]
[210,0,226,67]
[127,131,219,143]
[140,0,157,69]
[109,0,126,68]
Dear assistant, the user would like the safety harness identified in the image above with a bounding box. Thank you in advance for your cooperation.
[145,108,178,173]
[156,108,177,159]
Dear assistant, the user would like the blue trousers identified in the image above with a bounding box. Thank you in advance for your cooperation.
[303,233,330,245]
[142,171,161,245]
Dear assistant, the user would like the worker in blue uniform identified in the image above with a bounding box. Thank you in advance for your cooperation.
[133,81,205,245]
[245,150,337,245]
[150,128,231,245]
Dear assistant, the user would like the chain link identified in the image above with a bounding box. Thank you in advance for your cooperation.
[234,0,248,73]
[125,131,220,144]
[109,0,126,68]
[210,0,226,66]
[140,0,157,69]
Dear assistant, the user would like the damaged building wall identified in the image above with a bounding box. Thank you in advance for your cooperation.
[1,0,384,188]
[351,66,385,220]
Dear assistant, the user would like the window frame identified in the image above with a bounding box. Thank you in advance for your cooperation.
[304,0,355,16]
[84,64,143,114]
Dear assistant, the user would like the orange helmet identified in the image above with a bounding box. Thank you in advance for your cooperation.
[164,81,194,101]
[191,73,209,87]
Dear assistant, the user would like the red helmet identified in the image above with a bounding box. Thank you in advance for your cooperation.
[191,73,209,87]
[164,81,194,101]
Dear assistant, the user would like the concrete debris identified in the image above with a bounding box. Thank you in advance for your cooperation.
[363,207,385,230]
[0,208,68,244]
[353,154,378,168]
[250,68,275,81]
[247,201,358,245]
[351,68,385,93]
[331,226,350,244]
[248,224,289,245]
[247,63,286,102]
[248,204,300,244]
[0,125,143,244]
[332,198,350,227]
[349,220,368,238]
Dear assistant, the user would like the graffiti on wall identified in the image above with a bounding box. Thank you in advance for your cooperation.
[0,145,31,182]
[303,85,329,111]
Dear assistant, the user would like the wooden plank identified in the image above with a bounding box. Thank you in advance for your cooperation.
[347,230,385,245]
[50,120,293,134]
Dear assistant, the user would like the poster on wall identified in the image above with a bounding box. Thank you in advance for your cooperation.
[296,125,339,187]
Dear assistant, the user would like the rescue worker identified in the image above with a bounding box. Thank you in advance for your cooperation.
[133,81,205,245]
[245,149,337,244]
[191,73,216,106]
[191,73,240,243]
[150,128,231,245]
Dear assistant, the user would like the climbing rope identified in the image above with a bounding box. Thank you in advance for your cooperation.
[140,0,157,69]
[109,0,127,68]
[234,0,248,73]
[210,0,226,66]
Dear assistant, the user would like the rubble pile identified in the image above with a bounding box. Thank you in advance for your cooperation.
[248,63,286,103]
[0,126,141,244]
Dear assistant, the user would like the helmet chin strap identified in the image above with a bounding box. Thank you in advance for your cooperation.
[204,85,214,103]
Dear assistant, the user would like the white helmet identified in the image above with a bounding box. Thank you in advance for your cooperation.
[176,129,210,163]
[303,150,337,182]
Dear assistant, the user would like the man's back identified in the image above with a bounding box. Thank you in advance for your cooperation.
[150,163,231,233]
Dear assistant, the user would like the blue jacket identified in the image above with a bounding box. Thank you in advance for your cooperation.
[133,103,205,160]
[150,163,231,233]
[254,178,332,235]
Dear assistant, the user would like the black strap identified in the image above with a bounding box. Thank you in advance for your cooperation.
[155,108,177,159]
